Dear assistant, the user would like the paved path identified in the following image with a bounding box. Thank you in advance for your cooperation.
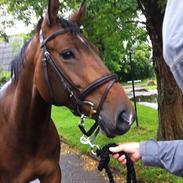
[60,154,106,183]
[59,143,106,183]
[30,143,124,183]
[138,102,157,110]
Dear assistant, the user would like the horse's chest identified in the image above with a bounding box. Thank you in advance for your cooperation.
[0,156,56,182]
[0,159,35,183]
[0,120,60,182]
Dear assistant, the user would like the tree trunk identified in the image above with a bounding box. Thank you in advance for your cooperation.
[138,0,183,140]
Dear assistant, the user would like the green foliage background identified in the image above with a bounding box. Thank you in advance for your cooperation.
[0,0,155,81]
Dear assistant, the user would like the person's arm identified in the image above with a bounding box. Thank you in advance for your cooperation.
[140,140,183,177]
[109,140,183,177]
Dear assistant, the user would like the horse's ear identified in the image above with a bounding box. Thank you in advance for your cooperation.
[69,1,86,26]
[47,0,59,25]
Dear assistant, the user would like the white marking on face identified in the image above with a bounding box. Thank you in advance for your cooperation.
[77,35,86,44]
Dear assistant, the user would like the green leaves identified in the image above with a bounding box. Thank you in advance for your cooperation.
[1,0,163,81]
[80,0,153,80]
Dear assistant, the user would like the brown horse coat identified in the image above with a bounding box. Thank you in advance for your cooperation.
[0,0,135,182]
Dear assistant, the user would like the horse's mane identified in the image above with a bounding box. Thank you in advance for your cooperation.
[10,17,43,82]
[10,17,80,82]
[10,39,31,81]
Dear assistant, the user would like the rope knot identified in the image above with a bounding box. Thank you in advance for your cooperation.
[96,143,116,171]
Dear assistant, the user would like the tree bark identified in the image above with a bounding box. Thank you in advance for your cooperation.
[137,0,183,140]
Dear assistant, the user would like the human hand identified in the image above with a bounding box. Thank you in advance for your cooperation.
[109,142,141,165]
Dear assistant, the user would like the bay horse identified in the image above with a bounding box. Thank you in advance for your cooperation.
[0,0,135,182]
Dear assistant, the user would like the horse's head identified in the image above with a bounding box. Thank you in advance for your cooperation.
[35,0,136,137]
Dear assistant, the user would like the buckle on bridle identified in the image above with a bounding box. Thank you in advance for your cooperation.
[78,114,99,136]
[77,101,96,118]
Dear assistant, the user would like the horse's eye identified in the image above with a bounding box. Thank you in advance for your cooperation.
[60,50,75,60]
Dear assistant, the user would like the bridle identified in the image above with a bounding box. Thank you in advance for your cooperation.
[39,19,118,147]
[39,19,137,183]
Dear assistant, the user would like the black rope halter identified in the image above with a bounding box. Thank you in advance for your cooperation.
[40,18,118,136]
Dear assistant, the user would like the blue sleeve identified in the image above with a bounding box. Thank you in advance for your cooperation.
[140,140,183,177]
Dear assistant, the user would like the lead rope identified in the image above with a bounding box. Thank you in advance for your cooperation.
[96,143,137,183]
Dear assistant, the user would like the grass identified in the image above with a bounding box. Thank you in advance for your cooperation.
[51,104,183,183]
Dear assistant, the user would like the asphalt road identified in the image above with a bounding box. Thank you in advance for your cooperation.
[30,142,125,183]
[30,143,106,183]
[60,153,106,183]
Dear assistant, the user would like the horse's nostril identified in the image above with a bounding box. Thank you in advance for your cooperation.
[118,110,135,125]
[119,110,128,122]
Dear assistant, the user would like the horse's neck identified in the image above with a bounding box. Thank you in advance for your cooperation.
[8,38,51,133]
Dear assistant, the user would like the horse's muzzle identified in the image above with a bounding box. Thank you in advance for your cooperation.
[98,110,136,138]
